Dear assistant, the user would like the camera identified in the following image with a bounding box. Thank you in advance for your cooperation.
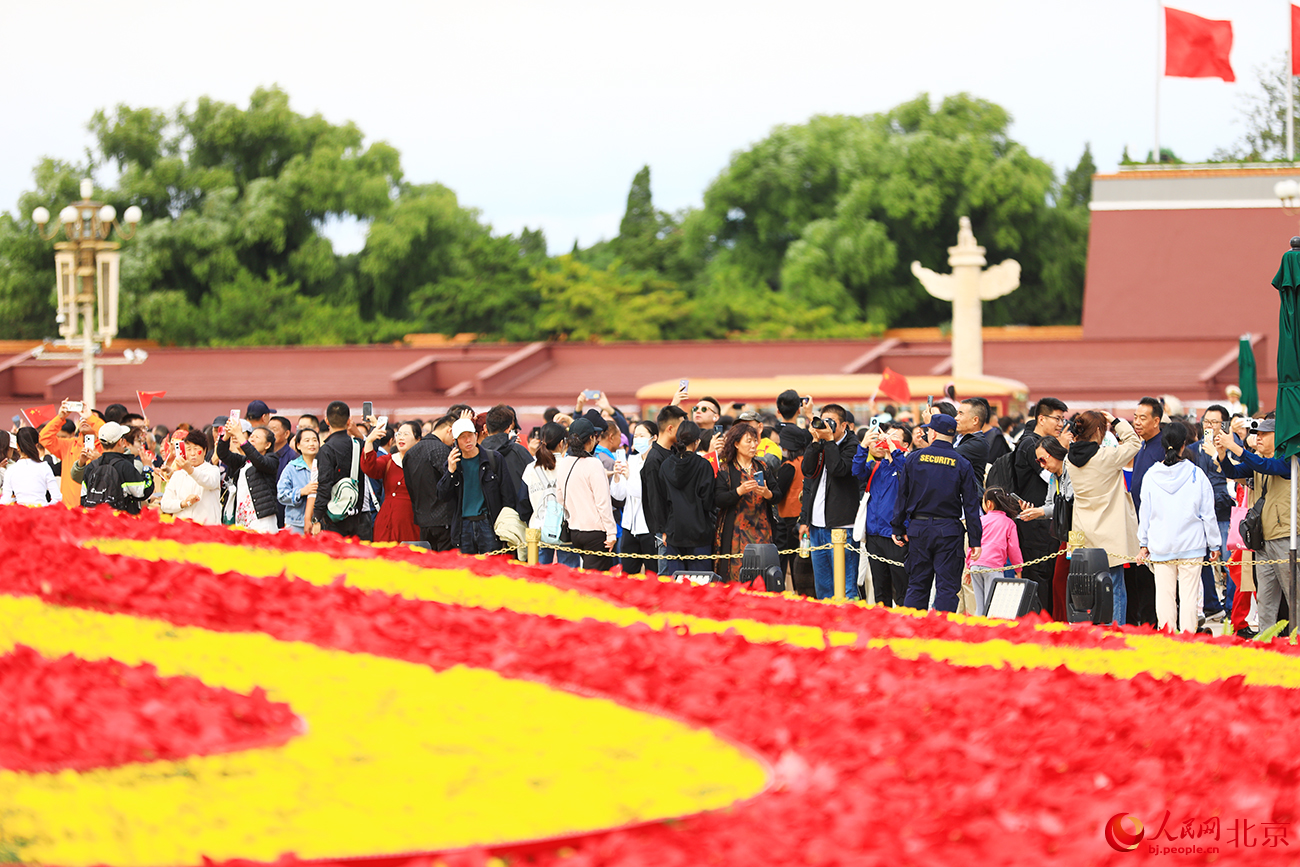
[810,417,837,432]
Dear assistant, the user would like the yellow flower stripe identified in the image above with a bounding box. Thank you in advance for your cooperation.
[86,539,1300,687]
[869,633,1300,687]
[85,539,858,650]
[0,595,768,867]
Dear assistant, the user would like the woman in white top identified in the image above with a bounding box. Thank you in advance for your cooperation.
[0,427,61,506]
[522,423,580,567]
[609,420,656,574]
[555,418,618,571]
[160,430,222,525]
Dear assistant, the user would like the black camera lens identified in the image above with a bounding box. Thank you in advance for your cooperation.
[811,417,826,430]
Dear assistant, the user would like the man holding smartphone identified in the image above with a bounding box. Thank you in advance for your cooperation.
[40,399,105,507]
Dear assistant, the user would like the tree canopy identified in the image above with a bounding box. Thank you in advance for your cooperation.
[0,89,1090,345]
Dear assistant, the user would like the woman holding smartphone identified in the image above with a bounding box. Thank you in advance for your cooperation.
[361,419,422,543]
[713,423,774,582]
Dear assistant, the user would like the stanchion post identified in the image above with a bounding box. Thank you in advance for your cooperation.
[526,528,540,565]
[831,529,847,601]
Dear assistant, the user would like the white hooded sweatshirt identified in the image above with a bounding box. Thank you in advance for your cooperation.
[1137,459,1221,561]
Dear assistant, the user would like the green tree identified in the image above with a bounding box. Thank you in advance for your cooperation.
[533,256,688,341]
[683,94,1086,329]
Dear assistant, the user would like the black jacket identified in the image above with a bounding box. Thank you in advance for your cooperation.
[218,439,281,519]
[640,442,673,536]
[405,434,453,529]
[481,432,534,495]
[312,430,363,524]
[436,445,518,540]
[660,449,716,548]
[800,428,862,528]
[955,430,989,484]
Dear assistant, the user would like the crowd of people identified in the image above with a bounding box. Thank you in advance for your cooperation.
[1,382,1281,637]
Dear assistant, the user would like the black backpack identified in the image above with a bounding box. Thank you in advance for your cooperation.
[81,458,127,511]
[984,451,1017,494]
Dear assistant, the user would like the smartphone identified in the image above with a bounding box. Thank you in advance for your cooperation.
[583,389,600,400]
[84,434,96,450]
[66,400,84,414]
[754,470,765,486]
[376,415,388,430]
[362,401,374,418]
[615,448,626,463]
[800,396,810,406]
[679,379,689,390]
[229,408,240,423]
[927,395,933,408]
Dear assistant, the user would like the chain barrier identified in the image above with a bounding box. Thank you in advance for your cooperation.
[533,541,837,560]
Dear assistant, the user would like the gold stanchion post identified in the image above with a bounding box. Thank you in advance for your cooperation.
[526,528,540,565]
[831,529,847,601]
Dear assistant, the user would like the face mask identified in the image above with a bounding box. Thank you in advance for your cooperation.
[633,436,651,454]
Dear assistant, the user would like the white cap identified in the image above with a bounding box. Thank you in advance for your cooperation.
[451,418,477,439]
[98,422,130,445]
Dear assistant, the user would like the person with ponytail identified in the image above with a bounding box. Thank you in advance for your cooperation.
[1137,423,1221,633]
[1066,410,1141,625]
[964,487,1024,616]
[523,422,580,567]
[0,427,61,506]
[660,420,717,574]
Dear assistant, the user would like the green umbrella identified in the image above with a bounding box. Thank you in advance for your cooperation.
[1274,239,1300,459]
[1239,336,1259,417]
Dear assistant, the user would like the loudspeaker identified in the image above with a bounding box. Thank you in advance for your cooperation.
[739,543,781,590]
[1066,547,1114,625]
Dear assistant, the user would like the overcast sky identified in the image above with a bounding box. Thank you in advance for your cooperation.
[0,0,1289,254]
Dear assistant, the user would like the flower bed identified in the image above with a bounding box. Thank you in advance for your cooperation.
[2,504,1299,866]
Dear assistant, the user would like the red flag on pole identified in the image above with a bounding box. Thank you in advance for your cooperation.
[1164,7,1234,82]
[21,405,58,429]
[878,367,911,403]
[1292,4,1300,75]
[136,390,166,415]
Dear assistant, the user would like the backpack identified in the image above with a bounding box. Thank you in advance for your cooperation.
[81,458,127,511]
[984,451,1016,494]
[1240,475,1270,552]
[536,465,565,545]
[326,439,362,522]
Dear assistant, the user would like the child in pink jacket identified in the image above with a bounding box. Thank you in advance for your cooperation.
[965,487,1023,617]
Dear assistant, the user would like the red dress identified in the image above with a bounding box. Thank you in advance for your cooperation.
[360,450,421,544]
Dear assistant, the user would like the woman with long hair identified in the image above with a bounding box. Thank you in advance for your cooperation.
[610,420,658,574]
[555,418,618,570]
[712,423,774,582]
[1138,424,1221,632]
[523,422,581,567]
[1027,434,1075,618]
[660,420,716,574]
[1065,410,1141,624]
[0,427,60,506]
[361,420,422,543]
[218,424,280,534]
[278,428,321,535]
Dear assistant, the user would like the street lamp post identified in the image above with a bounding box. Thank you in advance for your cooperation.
[32,179,141,412]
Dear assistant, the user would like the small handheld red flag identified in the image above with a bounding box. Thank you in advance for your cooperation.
[1165,7,1234,82]
[878,368,911,403]
[136,390,166,415]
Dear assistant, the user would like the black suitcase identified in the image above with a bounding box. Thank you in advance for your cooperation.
[1066,547,1114,624]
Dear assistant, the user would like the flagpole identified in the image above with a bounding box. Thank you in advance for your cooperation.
[1155,0,1162,163]
[1289,0,1295,162]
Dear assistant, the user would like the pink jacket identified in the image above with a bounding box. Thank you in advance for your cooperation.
[966,510,1023,573]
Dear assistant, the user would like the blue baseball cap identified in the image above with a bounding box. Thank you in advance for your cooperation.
[923,413,957,437]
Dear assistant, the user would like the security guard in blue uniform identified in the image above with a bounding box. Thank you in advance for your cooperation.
[891,413,983,612]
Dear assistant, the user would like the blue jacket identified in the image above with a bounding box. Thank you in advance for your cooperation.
[277,457,314,529]
[1220,447,1292,480]
[852,446,907,538]
[1129,432,1165,519]
[891,440,984,547]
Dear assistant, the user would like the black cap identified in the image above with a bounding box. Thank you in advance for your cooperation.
[582,409,609,432]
